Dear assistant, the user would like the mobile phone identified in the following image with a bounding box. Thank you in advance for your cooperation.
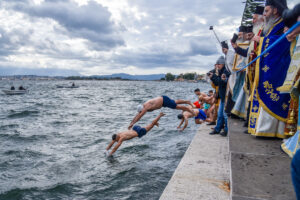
[231,33,238,43]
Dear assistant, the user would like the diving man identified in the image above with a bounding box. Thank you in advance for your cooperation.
[177,108,213,131]
[106,112,165,156]
[128,96,195,129]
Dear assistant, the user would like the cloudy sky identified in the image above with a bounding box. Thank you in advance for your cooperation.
[0,0,297,76]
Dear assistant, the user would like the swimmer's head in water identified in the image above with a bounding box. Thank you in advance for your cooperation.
[112,134,117,141]
[137,104,143,113]
[177,114,183,119]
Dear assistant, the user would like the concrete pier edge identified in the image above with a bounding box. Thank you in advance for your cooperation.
[159,124,230,200]
[159,118,296,200]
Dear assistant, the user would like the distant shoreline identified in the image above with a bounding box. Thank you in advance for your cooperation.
[0,75,208,83]
[0,78,208,83]
[0,72,207,82]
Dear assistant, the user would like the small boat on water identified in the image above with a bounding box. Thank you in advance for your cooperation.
[66,86,79,88]
[2,89,28,95]
[56,85,79,88]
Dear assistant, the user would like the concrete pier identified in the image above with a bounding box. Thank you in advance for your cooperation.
[159,124,230,200]
[229,119,295,200]
[159,119,296,200]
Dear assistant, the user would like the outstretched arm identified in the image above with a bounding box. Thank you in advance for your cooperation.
[128,109,147,129]
[177,118,184,129]
[109,139,123,156]
[106,140,116,151]
[180,118,188,131]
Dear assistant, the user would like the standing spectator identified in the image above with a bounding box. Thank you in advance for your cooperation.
[208,56,231,136]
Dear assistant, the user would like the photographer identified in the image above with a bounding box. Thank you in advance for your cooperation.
[208,56,231,136]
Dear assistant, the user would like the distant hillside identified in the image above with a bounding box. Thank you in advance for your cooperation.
[91,73,165,81]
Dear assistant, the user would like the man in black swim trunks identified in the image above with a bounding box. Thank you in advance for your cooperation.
[106,112,165,156]
[128,96,195,129]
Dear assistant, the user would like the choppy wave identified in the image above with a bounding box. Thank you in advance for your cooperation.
[3,149,48,158]
[0,124,19,130]
[7,110,39,119]
[0,133,49,142]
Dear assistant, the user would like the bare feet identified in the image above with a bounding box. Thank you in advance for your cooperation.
[189,101,196,108]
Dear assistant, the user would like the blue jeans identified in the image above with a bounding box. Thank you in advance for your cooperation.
[292,149,300,199]
[215,101,228,133]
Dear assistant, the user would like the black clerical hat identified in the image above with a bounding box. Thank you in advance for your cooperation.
[254,6,264,15]
[246,26,253,33]
[221,41,228,49]
[239,25,247,32]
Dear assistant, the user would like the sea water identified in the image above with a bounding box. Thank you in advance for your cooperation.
[0,80,211,200]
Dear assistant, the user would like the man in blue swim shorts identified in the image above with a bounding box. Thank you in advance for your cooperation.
[177,108,213,131]
[106,113,165,156]
[128,96,195,129]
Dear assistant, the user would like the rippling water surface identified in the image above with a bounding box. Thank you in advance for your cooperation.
[0,80,210,200]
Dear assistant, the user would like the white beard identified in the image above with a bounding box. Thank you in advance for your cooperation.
[263,15,277,35]
[253,21,263,35]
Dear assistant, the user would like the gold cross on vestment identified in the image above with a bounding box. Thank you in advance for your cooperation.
[262,65,270,72]
[253,105,259,112]
[282,103,288,111]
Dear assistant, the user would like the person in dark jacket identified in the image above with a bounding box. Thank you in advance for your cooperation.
[208,56,231,136]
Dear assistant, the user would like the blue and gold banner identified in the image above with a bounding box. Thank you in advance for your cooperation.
[249,88,260,134]
[255,19,292,122]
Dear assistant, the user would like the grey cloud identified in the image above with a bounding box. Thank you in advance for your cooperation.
[0,28,33,56]
[12,0,125,50]
[188,38,218,56]
[0,65,80,76]
[114,51,187,69]
[111,34,218,69]
[133,0,243,24]
[114,44,217,70]
[0,0,246,75]
[72,29,124,51]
